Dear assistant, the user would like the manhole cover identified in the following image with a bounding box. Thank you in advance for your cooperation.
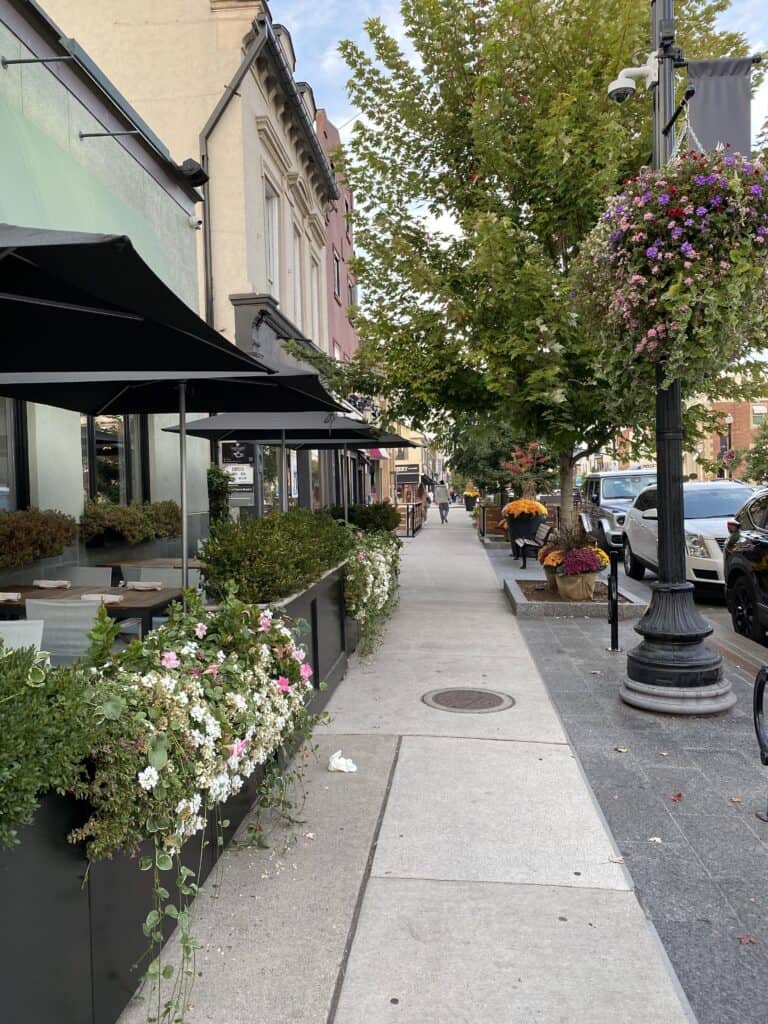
[421,688,515,714]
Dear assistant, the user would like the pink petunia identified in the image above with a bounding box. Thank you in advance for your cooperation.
[160,651,180,669]
[229,739,248,759]
[259,616,272,632]
[277,676,292,693]
[300,662,313,680]
[195,622,208,639]
[204,663,218,677]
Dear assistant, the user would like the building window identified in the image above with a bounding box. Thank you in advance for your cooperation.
[333,249,341,300]
[344,198,351,242]
[81,414,144,504]
[292,226,303,331]
[0,397,15,511]
[333,341,342,361]
[347,280,359,308]
[265,181,280,299]
[310,258,320,343]
[753,405,766,427]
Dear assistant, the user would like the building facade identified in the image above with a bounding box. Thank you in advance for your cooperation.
[684,399,768,480]
[316,109,359,362]
[0,0,207,522]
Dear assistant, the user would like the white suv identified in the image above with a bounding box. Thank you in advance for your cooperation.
[623,481,753,585]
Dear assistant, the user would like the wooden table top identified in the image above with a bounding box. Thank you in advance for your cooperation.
[97,557,205,569]
[0,585,184,614]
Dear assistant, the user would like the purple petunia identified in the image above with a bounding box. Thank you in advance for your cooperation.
[646,245,660,260]
[724,155,735,166]
[695,206,708,217]
[751,184,763,197]
[658,193,670,205]
[680,241,694,256]
[671,227,683,239]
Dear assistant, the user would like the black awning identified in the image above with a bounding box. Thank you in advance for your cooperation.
[163,411,379,441]
[0,224,270,373]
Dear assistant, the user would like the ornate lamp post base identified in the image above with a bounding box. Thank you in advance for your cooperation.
[622,581,735,714]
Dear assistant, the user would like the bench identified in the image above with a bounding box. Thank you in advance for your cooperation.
[511,522,553,569]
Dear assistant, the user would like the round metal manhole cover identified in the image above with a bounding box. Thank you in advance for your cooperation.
[421,688,515,714]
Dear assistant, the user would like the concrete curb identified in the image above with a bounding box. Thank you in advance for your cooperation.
[504,576,648,619]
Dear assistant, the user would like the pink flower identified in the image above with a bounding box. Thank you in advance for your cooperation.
[160,651,180,669]
[195,622,208,639]
[300,663,313,680]
[277,676,292,693]
[229,739,248,759]
[204,663,218,677]
[259,616,272,632]
[357,551,366,562]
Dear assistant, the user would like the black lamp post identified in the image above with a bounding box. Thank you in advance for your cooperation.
[619,0,735,714]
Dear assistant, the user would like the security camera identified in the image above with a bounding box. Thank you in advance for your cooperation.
[607,52,658,103]
[607,75,637,103]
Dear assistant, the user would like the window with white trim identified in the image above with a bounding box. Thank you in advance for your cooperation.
[265,181,280,299]
[310,258,320,342]
[292,226,303,331]
[333,249,341,300]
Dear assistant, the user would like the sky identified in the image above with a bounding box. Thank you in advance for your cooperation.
[274,0,767,145]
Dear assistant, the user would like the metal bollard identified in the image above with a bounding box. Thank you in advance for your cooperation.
[607,549,622,652]
[753,667,768,821]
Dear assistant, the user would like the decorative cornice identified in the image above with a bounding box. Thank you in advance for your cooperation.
[287,172,313,216]
[306,212,326,249]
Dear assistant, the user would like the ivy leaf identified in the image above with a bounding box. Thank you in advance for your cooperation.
[96,695,125,721]
[148,734,168,771]
[156,851,173,871]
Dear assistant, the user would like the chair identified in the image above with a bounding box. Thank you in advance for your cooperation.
[63,566,113,587]
[0,619,44,652]
[25,600,100,665]
[138,567,201,589]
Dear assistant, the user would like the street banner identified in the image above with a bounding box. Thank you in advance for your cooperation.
[687,58,753,155]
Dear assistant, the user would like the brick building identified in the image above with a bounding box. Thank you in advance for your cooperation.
[685,399,768,479]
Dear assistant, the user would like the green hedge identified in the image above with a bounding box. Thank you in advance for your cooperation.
[0,508,78,569]
[329,502,400,533]
[80,500,182,545]
[201,508,355,603]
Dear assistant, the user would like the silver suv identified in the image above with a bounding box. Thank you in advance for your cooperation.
[581,470,657,551]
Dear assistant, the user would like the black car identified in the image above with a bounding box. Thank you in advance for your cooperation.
[724,487,768,642]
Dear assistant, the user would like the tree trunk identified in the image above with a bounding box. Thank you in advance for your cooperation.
[558,453,575,531]
[522,477,537,500]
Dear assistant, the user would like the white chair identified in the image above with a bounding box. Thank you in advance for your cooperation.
[0,619,44,652]
[138,567,201,589]
[64,566,113,587]
[25,600,100,665]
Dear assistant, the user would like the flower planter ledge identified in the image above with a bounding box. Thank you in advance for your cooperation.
[503,577,648,619]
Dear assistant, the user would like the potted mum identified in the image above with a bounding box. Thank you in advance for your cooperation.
[501,498,548,542]
[537,543,561,591]
[551,544,609,601]
[463,487,480,512]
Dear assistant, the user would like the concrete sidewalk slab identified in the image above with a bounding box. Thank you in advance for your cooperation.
[372,735,630,890]
[118,734,397,1024]
[334,878,692,1024]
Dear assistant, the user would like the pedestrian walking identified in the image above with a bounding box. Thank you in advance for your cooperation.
[449,486,457,503]
[434,479,451,523]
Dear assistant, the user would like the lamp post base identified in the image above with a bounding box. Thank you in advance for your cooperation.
[623,581,734,715]
[620,676,736,715]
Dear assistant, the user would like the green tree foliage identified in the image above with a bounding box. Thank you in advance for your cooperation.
[338,0,755,524]
[745,421,768,483]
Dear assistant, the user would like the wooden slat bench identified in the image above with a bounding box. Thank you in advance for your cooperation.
[511,522,553,569]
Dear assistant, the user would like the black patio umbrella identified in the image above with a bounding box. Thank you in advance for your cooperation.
[0,226,342,582]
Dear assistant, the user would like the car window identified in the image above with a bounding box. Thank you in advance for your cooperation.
[683,487,752,519]
[634,488,657,512]
[747,495,768,530]
[602,475,657,500]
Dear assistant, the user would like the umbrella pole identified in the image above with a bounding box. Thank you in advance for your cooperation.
[179,381,189,593]
[343,443,349,523]
[280,430,288,513]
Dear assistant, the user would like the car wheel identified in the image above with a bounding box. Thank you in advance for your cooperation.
[730,576,766,643]
[623,540,645,580]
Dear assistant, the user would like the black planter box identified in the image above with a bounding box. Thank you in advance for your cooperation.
[0,565,352,1024]
[464,496,477,511]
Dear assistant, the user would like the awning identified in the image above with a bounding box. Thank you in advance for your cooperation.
[0,224,270,373]
[163,411,375,441]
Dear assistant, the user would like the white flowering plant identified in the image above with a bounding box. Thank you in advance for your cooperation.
[344,531,402,654]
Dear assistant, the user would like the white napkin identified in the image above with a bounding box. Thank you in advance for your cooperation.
[125,581,164,591]
[81,593,124,605]
[328,750,357,773]
[32,579,71,589]
[0,592,21,602]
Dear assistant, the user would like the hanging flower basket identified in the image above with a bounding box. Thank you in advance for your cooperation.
[576,150,768,389]
[556,572,597,601]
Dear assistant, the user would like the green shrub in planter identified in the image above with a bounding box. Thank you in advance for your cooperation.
[80,499,182,545]
[329,502,400,532]
[0,507,78,569]
[207,464,231,524]
[201,508,355,603]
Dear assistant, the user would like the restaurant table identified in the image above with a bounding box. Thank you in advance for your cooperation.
[0,585,184,635]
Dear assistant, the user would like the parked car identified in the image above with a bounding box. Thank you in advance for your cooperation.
[581,470,657,551]
[623,480,753,586]
[724,487,768,641]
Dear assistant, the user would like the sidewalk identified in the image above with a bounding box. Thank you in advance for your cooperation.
[123,513,695,1023]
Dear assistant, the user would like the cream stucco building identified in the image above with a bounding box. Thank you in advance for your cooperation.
[41,0,338,352]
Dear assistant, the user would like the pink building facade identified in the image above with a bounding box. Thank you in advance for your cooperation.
[316,109,359,361]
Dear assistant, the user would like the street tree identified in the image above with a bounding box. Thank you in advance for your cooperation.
[337,0,756,526]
